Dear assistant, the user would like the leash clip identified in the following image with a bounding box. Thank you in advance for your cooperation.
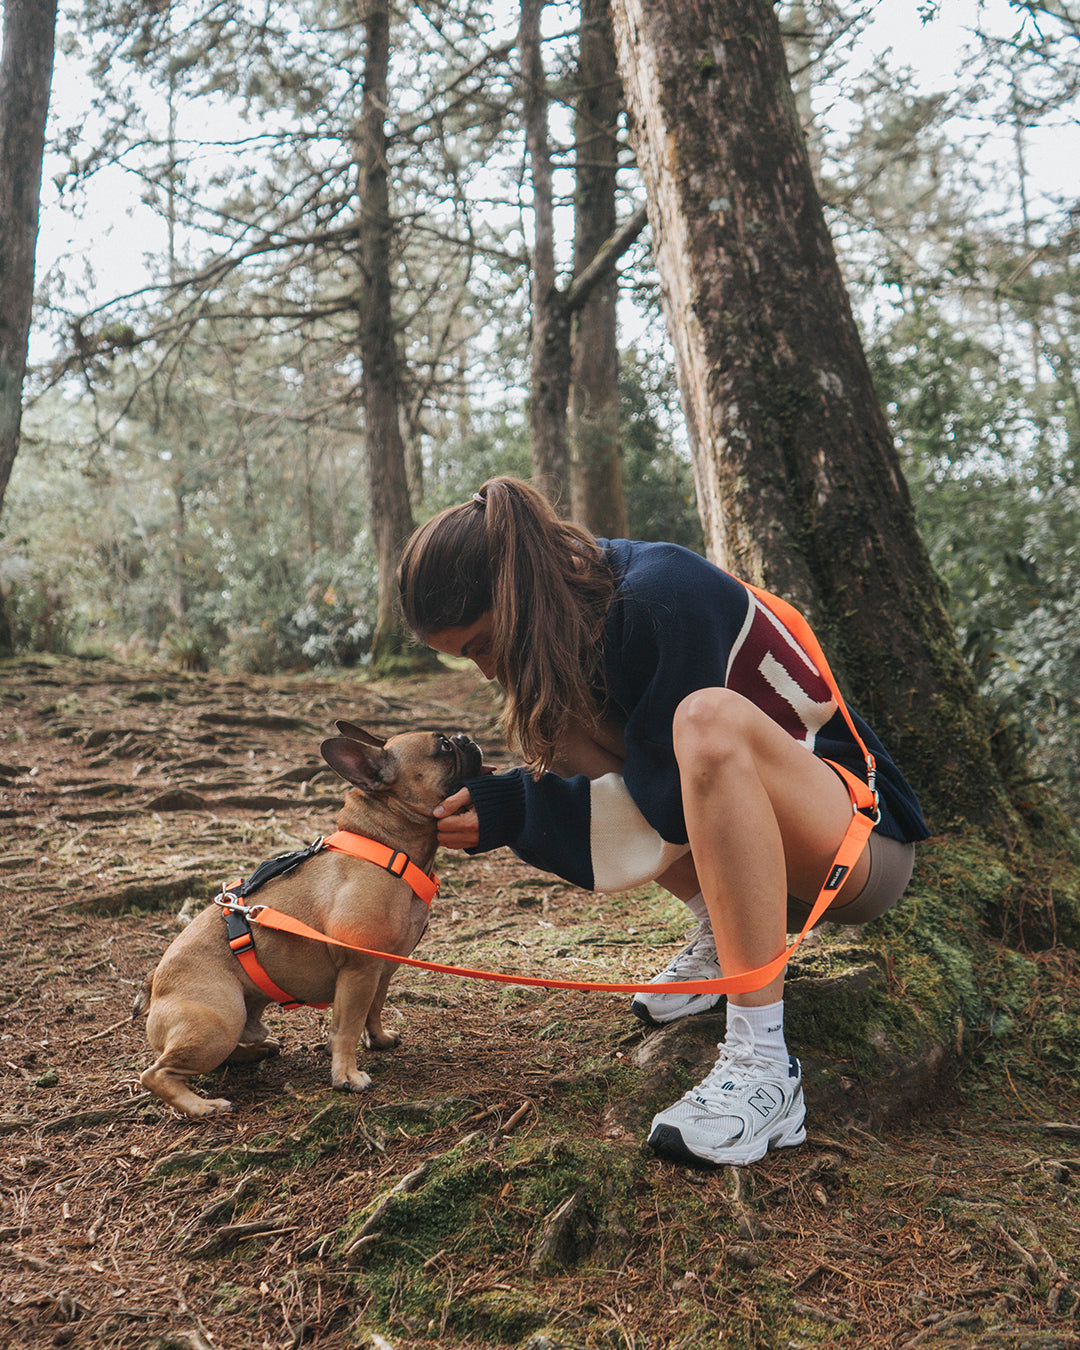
[864,753,881,824]
[214,890,263,921]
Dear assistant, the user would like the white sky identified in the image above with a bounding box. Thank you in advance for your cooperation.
[854,0,1078,202]
[32,0,1077,352]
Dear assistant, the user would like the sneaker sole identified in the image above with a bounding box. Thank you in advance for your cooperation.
[647,1115,807,1167]
[630,994,726,1028]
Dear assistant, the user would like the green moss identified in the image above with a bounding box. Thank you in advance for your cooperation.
[794,832,1080,1090]
[336,1136,651,1341]
[459,1289,553,1341]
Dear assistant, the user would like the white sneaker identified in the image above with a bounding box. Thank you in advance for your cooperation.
[647,1016,807,1166]
[631,921,724,1026]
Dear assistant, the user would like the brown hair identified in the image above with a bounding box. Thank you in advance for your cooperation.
[398,477,615,774]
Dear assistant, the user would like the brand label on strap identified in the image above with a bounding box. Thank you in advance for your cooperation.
[825,863,849,892]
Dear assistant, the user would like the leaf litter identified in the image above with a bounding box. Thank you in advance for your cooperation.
[1,655,1078,1349]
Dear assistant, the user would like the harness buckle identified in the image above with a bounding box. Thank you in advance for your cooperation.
[386,850,409,878]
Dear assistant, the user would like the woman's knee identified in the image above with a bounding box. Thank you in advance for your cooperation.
[672,688,755,770]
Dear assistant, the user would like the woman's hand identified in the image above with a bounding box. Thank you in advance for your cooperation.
[433,786,479,849]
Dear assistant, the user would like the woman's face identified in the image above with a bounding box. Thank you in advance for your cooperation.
[424,611,497,681]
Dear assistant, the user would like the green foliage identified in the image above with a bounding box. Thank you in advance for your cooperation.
[9,345,380,672]
[619,351,704,552]
[11,0,1077,835]
[0,549,75,655]
[7,335,707,671]
[868,299,1080,819]
[419,417,533,513]
[808,5,1080,823]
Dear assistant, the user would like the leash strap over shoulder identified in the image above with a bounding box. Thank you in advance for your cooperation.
[744,581,880,820]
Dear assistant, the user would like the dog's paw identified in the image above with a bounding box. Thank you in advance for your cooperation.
[174,1097,236,1118]
[363,1028,401,1051]
[229,1037,282,1063]
[333,1069,373,1094]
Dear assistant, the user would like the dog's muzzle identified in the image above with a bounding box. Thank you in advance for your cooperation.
[451,733,483,781]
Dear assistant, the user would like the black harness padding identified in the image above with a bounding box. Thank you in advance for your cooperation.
[217,838,331,1010]
[230,838,326,901]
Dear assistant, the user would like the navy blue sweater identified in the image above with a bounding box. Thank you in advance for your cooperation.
[465,541,930,892]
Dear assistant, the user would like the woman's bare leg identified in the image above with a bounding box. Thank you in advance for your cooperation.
[648,688,871,1165]
[671,687,870,1009]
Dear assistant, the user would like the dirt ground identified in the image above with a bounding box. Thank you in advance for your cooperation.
[2,655,1079,1350]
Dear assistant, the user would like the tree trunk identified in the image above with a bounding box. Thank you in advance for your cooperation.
[0,0,58,657]
[609,0,1013,832]
[356,0,420,669]
[520,0,571,507]
[569,0,627,538]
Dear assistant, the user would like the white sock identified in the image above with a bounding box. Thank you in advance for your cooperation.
[683,891,709,923]
[727,1000,788,1063]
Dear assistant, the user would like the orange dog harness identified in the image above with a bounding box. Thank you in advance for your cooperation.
[216,832,439,1009]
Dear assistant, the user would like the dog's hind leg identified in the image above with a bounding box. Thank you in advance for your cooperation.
[234,998,281,1060]
[141,987,247,1118]
[362,961,401,1051]
[327,965,385,1092]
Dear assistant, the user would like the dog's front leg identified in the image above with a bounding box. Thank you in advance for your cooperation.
[363,960,402,1050]
[327,964,384,1092]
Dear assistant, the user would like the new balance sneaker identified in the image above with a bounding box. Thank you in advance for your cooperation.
[631,921,724,1026]
[647,1017,807,1166]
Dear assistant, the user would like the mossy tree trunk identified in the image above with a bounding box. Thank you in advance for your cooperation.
[609,0,1014,834]
[0,0,58,659]
[357,0,418,670]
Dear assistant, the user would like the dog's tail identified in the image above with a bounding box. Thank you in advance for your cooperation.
[131,971,154,1020]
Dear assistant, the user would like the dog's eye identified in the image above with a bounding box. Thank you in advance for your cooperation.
[436,734,453,754]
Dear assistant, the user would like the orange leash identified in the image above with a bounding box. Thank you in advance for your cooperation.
[244,809,873,996]
[240,582,880,999]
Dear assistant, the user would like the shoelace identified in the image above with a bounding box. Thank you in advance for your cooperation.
[689,1030,779,1107]
[664,922,718,975]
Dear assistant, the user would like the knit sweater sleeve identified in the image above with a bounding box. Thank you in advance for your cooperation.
[463,767,689,893]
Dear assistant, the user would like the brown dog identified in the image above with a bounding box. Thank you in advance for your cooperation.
[133,722,483,1117]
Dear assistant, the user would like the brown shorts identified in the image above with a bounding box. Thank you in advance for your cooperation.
[786,831,916,933]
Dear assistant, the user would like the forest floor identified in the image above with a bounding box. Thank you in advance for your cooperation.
[1,654,1079,1350]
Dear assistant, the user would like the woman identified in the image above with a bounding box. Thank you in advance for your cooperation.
[398,477,929,1166]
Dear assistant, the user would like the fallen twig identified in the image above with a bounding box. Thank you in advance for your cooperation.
[187,1220,297,1258]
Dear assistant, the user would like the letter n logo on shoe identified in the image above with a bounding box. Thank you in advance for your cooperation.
[748,1086,780,1119]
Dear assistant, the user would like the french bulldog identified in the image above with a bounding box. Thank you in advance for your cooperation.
[133,722,483,1117]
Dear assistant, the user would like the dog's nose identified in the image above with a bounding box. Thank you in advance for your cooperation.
[452,733,480,766]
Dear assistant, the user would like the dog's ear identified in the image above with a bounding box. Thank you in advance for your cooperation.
[334,720,386,749]
[320,736,392,792]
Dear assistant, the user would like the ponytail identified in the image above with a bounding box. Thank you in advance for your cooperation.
[398,477,614,773]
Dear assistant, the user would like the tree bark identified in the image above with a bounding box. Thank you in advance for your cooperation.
[356,0,419,669]
[569,0,627,538]
[520,0,571,506]
[0,0,58,657]
[609,0,1013,831]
